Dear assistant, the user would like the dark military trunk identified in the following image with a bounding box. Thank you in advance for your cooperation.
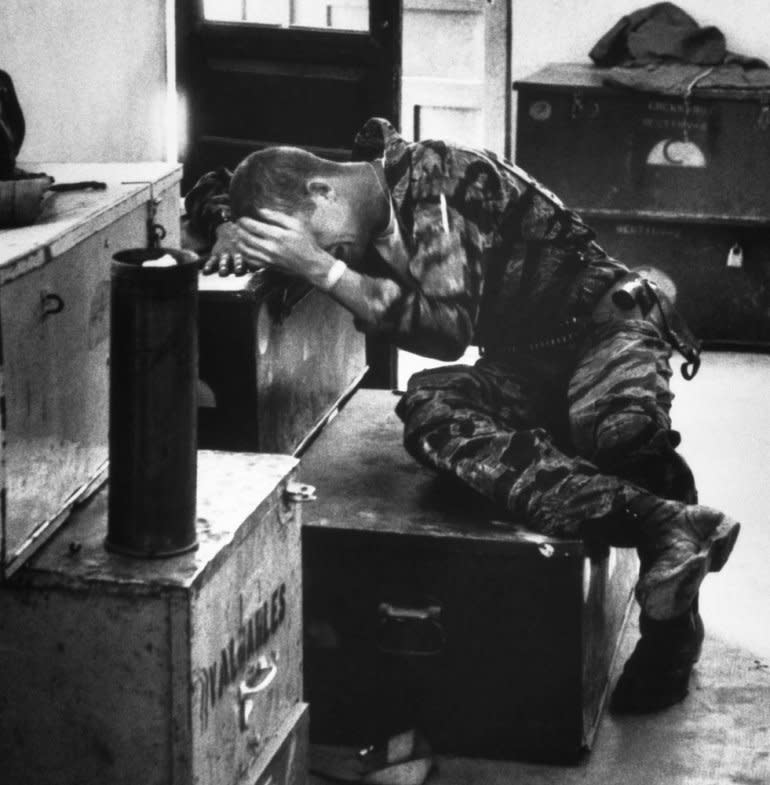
[300,390,637,763]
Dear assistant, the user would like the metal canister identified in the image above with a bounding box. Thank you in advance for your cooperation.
[106,247,199,557]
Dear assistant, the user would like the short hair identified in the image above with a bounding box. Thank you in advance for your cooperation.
[229,146,331,219]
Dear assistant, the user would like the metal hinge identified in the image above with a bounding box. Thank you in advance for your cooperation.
[284,482,317,502]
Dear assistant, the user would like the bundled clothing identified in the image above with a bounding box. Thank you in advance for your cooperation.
[589,1,767,69]
[589,2,770,96]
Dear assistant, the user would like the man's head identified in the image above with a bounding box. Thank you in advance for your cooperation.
[230,147,388,264]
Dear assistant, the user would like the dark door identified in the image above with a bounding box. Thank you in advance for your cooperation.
[176,0,402,190]
[177,1,401,386]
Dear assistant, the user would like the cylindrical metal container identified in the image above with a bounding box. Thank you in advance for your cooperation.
[106,247,199,557]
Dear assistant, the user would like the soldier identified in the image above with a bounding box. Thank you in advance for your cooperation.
[185,117,740,714]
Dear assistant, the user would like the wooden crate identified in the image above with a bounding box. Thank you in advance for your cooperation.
[253,704,309,785]
[0,162,183,577]
[197,273,367,455]
[0,451,306,785]
[514,63,770,224]
[300,390,637,762]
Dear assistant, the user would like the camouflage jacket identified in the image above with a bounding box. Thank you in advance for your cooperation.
[185,118,628,361]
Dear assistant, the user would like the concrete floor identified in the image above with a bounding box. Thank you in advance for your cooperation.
[314,351,770,785]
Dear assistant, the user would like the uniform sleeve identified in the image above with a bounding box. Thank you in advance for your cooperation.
[350,206,479,362]
[386,203,480,360]
[357,144,488,361]
[183,167,234,247]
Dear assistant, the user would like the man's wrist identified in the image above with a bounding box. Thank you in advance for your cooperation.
[214,216,233,235]
[210,209,233,245]
[314,254,348,292]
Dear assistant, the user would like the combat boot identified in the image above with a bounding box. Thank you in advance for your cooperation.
[627,496,740,620]
[611,599,705,714]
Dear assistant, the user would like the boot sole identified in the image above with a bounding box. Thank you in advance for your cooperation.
[637,517,741,620]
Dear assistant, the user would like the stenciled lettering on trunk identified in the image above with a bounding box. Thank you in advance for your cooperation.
[193,582,287,730]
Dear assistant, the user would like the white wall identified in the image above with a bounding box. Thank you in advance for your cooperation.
[512,0,770,154]
[0,0,172,163]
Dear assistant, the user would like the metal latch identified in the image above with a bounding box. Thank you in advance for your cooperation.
[148,196,167,248]
[284,482,317,502]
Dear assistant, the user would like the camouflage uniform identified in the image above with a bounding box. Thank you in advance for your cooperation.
[350,118,697,540]
[186,118,698,541]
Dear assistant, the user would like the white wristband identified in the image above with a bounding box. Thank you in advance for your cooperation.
[320,258,347,291]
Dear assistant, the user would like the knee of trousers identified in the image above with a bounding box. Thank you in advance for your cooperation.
[395,388,461,463]
[585,300,672,367]
[592,424,697,503]
[396,365,484,429]
[590,408,664,459]
[395,386,451,430]
[571,392,667,458]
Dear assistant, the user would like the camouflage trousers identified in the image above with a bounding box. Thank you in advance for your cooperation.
[396,318,697,541]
